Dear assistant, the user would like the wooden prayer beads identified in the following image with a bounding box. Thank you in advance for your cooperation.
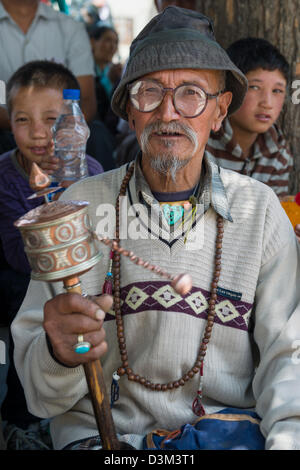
[111,164,224,394]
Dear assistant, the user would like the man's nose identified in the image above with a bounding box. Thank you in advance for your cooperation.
[156,91,180,121]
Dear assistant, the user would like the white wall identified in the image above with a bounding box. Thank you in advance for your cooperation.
[108,0,157,62]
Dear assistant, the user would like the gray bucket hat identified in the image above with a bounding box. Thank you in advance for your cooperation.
[111,6,248,120]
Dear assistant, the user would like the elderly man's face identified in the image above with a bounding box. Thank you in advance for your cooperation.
[127,69,231,170]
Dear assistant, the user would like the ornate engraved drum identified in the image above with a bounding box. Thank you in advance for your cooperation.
[14,200,102,281]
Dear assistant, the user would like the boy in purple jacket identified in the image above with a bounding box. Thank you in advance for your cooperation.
[0,60,103,448]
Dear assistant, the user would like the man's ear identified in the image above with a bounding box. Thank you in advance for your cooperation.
[211,91,232,132]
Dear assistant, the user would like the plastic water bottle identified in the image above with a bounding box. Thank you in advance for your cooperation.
[51,89,90,182]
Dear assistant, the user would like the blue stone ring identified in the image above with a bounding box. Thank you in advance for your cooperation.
[74,334,91,354]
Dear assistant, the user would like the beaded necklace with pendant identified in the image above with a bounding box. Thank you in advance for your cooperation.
[103,163,224,417]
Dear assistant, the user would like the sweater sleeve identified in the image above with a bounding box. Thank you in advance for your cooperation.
[11,279,88,418]
[0,161,36,273]
[86,154,104,176]
[252,227,300,449]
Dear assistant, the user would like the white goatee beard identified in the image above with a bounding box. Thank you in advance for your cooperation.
[140,120,199,183]
[149,155,190,183]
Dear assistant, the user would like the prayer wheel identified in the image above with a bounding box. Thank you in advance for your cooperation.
[14,200,102,282]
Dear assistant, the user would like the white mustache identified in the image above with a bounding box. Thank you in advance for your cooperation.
[140,120,198,153]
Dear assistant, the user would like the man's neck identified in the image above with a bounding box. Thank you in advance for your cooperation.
[229,118,258,159]
[2,0,38,34]
[141,155,203,193]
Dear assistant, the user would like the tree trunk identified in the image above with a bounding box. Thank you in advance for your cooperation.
[196,0,300,193]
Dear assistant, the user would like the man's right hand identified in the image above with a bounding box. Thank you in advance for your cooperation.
[43,293,113,367]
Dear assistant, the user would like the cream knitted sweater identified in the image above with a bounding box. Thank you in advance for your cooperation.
[12,161,300,450]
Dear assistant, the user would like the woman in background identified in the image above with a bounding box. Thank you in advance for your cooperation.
[87,23,122,134]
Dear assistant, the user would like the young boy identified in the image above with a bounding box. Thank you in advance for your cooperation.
[1,60,103,275]
[206,37,300,240]
[207,37,291,197]
[0,60,103,449]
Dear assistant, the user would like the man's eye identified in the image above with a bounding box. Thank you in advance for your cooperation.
[180,86,204,98]
[273,88,284,94]
[16,117,27,122]
[143,87,160,94]
[249,85,259,90]
[185,88,197,95]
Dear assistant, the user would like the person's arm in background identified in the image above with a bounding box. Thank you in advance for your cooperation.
[64,17,97,124]
[77,75,97,124]
[0,179,34,274]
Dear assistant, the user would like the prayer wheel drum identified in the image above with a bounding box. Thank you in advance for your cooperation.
[14,200,102,282]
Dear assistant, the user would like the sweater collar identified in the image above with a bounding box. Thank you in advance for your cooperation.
[129,152,233,222]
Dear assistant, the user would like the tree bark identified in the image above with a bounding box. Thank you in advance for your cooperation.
[196,0,300,193]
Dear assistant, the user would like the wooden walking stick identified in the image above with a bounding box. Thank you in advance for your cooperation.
[15,198,193,450]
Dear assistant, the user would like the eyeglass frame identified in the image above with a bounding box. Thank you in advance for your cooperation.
[127,79,225,118]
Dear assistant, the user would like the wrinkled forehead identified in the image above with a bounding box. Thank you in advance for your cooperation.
[141,68,223,89]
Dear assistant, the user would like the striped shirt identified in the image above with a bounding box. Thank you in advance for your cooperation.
[205,118,293,197]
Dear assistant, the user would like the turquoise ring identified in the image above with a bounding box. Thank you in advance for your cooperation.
[74,334,91,354]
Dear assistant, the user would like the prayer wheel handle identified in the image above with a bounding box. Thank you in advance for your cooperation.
[64,276,121,450]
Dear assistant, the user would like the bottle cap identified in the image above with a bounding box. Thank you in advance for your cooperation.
[63,89,80,100]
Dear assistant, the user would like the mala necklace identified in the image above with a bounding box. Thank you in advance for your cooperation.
[105,163,224,417]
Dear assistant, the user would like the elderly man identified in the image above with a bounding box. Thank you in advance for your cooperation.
[11,7,300,450]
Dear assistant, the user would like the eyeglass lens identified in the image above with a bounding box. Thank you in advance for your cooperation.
[129,80,207,117]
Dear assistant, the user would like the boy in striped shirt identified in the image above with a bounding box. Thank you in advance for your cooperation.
[206,37,300,239]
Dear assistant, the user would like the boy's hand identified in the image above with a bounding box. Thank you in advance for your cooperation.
[295,224,300,243]
[39,140,59,175]
[43,293,113,367]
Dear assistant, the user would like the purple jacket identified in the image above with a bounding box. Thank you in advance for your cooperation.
[0,150,103,274]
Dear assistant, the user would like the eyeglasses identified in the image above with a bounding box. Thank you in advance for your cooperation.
[128,79,224,118]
